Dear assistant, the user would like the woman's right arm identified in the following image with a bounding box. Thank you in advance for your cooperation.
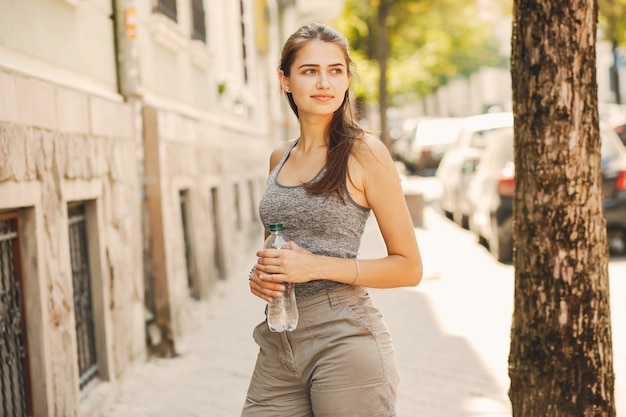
[248,141,294,302]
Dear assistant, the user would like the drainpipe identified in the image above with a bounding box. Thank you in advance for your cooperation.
[112,0,140,97]
[112,0,174,357]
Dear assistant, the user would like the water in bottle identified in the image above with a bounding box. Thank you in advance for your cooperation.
[264,223,299,332]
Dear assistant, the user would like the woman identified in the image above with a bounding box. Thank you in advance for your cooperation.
[243,23,423,417]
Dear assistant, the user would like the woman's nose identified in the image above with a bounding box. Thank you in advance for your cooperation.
[316,74,330,88]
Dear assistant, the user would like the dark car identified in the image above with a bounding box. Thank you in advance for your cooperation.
[467,125,626,263]
[436,112,513,228]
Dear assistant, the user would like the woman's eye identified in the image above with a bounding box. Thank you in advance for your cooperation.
[303,69,316,75]
[331,68,343,75]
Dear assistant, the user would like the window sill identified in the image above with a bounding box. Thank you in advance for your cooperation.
[189,40,211,70]
[149,13,186,53]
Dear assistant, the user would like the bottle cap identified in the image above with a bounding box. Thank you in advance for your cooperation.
[269,223,283,232]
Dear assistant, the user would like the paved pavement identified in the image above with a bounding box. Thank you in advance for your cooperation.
[103,179,625,417]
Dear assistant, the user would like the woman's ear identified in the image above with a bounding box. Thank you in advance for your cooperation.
[279,70,291,93]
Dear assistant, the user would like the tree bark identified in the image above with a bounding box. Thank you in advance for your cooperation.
[509,0,616,416]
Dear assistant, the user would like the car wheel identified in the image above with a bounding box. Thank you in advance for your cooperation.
[490,216,513,263]
[452,194,469,229]
[608,227,626,255]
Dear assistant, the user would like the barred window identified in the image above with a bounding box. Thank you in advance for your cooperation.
[0,213,32,416]
[155,0,177,21]
[191,0,206,42]
[68,204,99,390]
[210,187,225,280]
[179,190,195,296]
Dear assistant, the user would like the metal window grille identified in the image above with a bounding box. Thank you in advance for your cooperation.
[179,191,194,294]
[0,213,32,416]
[191,0,206,42]
[68,204,98,390]
[155,0,177,21]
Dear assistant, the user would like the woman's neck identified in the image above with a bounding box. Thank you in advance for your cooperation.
[298,115,331,152]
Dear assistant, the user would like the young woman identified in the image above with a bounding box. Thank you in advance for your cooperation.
[242,23,423,417]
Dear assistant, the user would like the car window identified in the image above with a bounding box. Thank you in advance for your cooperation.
[469,127,511,150]
[468,131,487,149]
[480,128,513,169]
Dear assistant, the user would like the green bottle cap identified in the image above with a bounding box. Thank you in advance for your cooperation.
[269,223,283,232]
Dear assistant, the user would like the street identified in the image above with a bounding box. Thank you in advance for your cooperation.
[104,177,626,417]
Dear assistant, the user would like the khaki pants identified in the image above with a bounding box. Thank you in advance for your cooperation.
[241,285,399,417]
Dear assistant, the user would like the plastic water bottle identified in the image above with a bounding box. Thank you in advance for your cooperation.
[264,223,299,332]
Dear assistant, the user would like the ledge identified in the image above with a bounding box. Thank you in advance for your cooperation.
[149,13,186,54]
[189,40,211,70]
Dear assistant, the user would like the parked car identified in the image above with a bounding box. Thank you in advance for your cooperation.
[467,125,626,263]
[600,103,626,145]
[436,112,513,227]
[391,116,431,169]
[403,117,465,176]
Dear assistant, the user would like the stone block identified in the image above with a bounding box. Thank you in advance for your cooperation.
[15,76,57,130]
[405,192,424,228]
[0,71,18,123]
[56,87,89,134]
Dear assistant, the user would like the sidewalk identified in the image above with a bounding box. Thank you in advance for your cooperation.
[103,193,623,416]
[103,201,513,417]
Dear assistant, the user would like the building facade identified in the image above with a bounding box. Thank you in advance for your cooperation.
[0,0,343,416]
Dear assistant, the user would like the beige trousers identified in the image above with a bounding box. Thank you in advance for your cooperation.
[241,285,399,417]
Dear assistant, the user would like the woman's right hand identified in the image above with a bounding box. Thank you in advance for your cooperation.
[248,264,286,303]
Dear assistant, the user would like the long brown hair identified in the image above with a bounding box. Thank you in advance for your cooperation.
[279,23,364,203]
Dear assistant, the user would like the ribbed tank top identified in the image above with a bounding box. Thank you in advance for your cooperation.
[259,139,371,299]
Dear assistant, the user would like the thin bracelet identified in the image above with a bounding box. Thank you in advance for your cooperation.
[248,266,255,280]
[350,258,360,285]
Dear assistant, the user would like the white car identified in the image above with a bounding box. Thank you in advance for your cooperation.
[436,112,513,227]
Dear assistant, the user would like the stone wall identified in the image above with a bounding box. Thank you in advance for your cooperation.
[0,67,145,417]
[142,105,269,355]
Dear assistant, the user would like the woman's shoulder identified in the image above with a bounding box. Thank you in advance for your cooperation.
[269,139,297,170]
[353,133,393,164]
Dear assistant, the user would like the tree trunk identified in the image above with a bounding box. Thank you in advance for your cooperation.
[509,0,616,416]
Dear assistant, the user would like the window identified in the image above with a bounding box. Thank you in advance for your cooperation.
[210,187,225,280]
[239,0,249,83]
[233,183,242,230]
[0,212,32,416]
[179,190,195,296]
[155,0,177,21]
[248,180,257,222]
[191,0,206,42]
[68,203,98,390]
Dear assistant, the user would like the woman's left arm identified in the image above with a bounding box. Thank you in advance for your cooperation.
[343,135,423,288]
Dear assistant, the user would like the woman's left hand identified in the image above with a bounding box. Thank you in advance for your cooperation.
[255,240,313,282]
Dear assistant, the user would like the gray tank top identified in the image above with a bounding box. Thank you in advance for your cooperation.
[259,139,371,299]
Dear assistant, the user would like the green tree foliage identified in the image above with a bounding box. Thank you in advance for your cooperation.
[598,0,626,103]
[333,0,505,103]
[599,0,626,46]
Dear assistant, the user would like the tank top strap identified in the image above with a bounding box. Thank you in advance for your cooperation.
[268,139,299,181]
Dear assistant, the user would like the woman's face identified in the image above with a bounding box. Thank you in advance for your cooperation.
[281,40,350,117]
